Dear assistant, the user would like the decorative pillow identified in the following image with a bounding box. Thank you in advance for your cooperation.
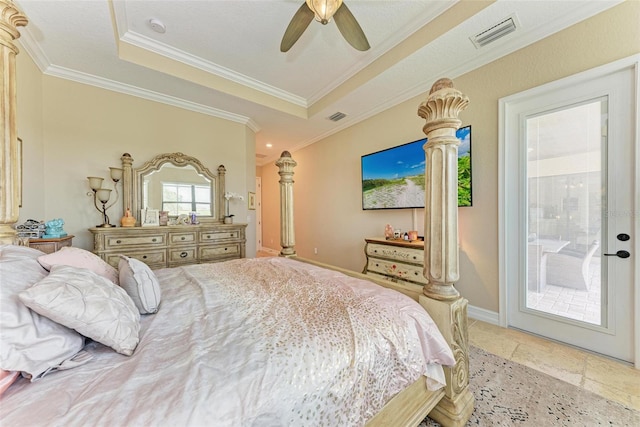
[37,246,119,285]
[118,256,162,314]
[19,265,140,356]
[0,245,85,380]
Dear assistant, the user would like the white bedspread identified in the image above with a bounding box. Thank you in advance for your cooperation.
[0,257,454,427]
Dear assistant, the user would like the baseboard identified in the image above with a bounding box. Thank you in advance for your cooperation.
[468,305,499,325]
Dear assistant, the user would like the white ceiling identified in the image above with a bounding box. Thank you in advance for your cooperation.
[15,0,621,165]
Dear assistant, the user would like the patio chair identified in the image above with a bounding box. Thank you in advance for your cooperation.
[546,240,600,291]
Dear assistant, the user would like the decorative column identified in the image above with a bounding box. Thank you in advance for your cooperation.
[275,151,297,257]
[0,0,27,244]
[121,153,134,222]
[217,164,226,222]
[418,78,469,301]
[418,78,473,427]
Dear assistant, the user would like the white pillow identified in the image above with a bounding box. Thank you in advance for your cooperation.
[37,246,119,285]
[118,256,162,314]
[0,245,85,380]
[19,265,140,356]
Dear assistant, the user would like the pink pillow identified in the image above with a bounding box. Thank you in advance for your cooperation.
[0,370,19,395]
[38,247,119,285]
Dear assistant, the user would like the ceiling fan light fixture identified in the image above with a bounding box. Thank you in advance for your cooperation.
[306,0,343,24]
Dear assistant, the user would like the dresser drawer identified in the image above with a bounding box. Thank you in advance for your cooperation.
[366,243,423,265]
[106,234,165,247]
[104,250,166,269]
[199,243,241,261]
[168,247,197,264]
[169,231,197,245]
[199,230,241,242]
[366,258,428,285]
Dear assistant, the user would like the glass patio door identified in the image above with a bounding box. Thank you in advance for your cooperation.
[504,62,635,363]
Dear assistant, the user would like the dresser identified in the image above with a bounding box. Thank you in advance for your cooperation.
[362,237,427,286]
[90,224,246,269]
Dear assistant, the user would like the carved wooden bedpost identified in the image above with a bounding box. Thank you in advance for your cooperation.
[0,0,27,244]
[418,78,474,426]
[276,151,297,257]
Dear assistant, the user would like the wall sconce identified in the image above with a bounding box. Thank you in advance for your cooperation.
[87,167,123,227]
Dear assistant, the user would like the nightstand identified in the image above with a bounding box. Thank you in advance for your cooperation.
[29,235,74,254]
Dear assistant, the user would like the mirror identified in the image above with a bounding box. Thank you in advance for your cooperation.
[122,152,226,225]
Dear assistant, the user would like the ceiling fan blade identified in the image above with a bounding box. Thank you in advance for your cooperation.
[280,3,315,52]
[333,3,370,51]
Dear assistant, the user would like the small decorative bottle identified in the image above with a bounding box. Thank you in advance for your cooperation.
[121,208,136,227]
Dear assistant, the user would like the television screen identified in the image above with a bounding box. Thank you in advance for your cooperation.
[361,125,472,209]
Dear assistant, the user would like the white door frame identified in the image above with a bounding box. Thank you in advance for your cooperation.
[498,55,639,367]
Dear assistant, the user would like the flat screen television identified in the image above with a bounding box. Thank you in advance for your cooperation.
[361,125,472,209]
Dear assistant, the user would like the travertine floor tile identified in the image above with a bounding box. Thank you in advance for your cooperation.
[469,319,637,411]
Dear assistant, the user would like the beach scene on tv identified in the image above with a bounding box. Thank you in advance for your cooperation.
[361,126,471,209]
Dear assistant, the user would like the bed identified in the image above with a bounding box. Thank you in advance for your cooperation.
[0,3,473,425]
[1,245,455,426]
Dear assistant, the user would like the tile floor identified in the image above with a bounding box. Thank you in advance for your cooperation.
[468,318,640,411]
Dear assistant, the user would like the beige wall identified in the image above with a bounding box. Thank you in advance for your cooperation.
[17,64,257,255]
[16,51,45,223]
[259,1,640,312]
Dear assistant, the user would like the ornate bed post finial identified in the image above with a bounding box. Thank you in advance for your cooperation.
[276,151,297,257]
[0,0,28,244]
[418,78,469,301]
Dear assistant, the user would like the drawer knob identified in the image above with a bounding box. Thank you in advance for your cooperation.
[116,240,122,244]
[152,238,157,242]
[224,247,228,251]
[180,251,188,258]
[181,237,186,240]
[206,235,211,239]
[142,255,147,259]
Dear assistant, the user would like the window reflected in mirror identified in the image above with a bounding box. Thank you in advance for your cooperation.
[143,164,213,217]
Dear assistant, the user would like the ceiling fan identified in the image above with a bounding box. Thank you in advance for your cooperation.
[280,0,370,52]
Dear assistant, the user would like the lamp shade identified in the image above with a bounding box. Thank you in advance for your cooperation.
[306,0,343,24]
[87,176,104,191]
[96,188,112,203]
[109,167,123,181]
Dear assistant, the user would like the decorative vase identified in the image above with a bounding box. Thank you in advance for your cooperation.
[121,208,136,227]
[224,216,233,224]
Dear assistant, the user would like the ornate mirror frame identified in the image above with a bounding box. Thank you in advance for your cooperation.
[121,152,226,225]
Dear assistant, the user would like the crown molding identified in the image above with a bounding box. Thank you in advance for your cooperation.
[44,64,260,132]
[120,30,308,109]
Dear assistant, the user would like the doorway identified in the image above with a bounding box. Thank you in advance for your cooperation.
[500,57,638,364]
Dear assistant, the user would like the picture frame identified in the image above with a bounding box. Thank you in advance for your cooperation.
[248,192,256,210]
[141,208,160,227]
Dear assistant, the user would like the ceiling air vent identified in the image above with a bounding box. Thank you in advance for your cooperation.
[328,112,347,122]
[471,15,519,49]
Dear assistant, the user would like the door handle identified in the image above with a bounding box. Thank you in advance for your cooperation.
[604,250,630,259]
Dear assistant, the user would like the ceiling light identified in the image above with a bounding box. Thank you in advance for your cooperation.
[148,18,166,34]
[306,0,343,24]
